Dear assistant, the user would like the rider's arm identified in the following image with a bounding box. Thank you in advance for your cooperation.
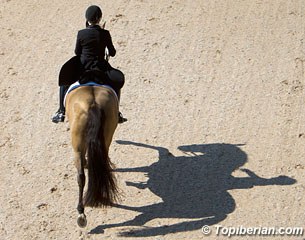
[105,30,116,57]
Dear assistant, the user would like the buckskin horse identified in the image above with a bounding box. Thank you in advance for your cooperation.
[65,84,119,227]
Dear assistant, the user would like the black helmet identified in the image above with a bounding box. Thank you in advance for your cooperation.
[85,5,102,23]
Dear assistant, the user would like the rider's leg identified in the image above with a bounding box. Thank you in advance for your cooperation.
[106,69,127,124]
[59,85,66,113]
[115,89,127,124]
[52,85,68,123]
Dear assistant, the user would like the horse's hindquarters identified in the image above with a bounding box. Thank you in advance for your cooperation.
[65,86,119,224]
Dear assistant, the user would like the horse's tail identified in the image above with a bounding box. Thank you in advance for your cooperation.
[84,105,117,207]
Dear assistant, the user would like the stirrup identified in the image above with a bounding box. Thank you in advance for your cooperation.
[118,112,127,124]
[52,111,65,123]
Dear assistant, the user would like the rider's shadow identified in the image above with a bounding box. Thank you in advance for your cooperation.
[90,141,296,237]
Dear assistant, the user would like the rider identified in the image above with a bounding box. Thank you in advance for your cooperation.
[52,5,127,123]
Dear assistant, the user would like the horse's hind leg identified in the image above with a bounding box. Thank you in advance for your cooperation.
[74,151,87,228]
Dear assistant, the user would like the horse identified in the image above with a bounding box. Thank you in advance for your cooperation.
[65,85,119,227]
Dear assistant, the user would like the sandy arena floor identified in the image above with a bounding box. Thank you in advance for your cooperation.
[0,1,304,239]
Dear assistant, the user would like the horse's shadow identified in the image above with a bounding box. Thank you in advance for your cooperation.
[90,141,296,237]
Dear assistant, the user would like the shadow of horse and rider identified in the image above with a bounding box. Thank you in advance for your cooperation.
[90,141,296,237]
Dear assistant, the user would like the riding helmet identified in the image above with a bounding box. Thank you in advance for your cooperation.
[85,5,102,23]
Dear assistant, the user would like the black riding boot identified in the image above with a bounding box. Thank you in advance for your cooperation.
[52,86,68,123]
[116,90,127,124]
[105,68,127,124]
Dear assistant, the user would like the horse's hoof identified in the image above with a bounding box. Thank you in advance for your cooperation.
[77,214,87,228]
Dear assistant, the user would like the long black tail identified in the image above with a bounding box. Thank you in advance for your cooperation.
[84,105,117,207]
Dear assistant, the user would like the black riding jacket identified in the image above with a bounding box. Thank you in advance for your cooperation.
[75,25,116,70]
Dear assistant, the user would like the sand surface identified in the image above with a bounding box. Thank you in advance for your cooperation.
[0,0,304,239]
